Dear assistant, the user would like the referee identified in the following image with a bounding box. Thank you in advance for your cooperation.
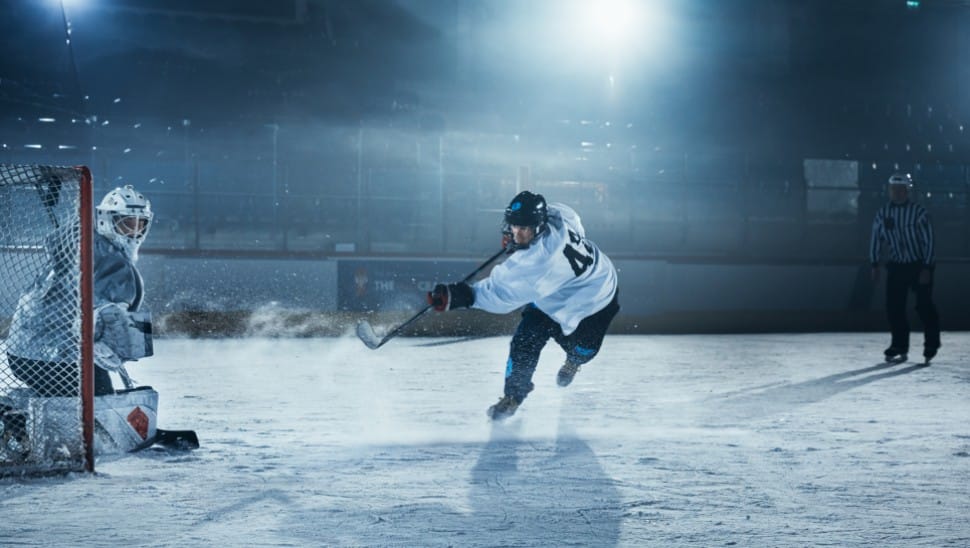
[869,172,941,363]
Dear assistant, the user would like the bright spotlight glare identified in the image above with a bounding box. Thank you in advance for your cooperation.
[51,0,90,12]
[581,0,641,49]
[557,0,670,64]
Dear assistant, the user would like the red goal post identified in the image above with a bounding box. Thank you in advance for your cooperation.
[0,165,94,475]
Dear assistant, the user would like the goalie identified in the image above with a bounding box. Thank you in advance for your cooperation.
[6,185,154,397]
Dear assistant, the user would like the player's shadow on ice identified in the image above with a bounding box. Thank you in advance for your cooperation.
[466,421,622,546]
[705,361,928,424]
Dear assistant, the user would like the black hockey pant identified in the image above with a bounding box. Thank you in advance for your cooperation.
[7,354,114,397]
[504,291,620,402]
[885,262,941,352]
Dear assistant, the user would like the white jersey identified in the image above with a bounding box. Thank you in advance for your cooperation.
[471,203,617,335]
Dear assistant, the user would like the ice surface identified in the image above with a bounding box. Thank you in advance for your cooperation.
[1,332,969,546]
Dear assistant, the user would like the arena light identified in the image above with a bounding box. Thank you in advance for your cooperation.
[47,0,91,17]
[569,0,672,55]
[53,0,89,8]
[575,0,642,52]
[536,0,672,77]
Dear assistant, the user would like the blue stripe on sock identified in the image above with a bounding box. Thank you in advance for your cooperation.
[574,345,596,356]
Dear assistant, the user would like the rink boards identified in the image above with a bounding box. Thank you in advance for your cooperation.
[132,253,970,334]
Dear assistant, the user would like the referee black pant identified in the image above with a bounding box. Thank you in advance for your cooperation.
[885,262,941,352]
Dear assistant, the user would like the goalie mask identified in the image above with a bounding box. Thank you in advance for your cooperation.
[96,185,153,259]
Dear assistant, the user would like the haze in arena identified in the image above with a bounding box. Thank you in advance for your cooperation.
[1,1,969,546]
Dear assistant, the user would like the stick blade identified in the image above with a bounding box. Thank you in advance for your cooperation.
[129,429,200,452]
[156,429,200,450]
[356,320,383,350]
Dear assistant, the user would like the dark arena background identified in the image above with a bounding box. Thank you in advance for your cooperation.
[3,0,970,335]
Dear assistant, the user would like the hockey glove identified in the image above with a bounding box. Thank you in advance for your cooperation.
[427,282,474,311]
[95,303,154,361]
[502,231,516,254]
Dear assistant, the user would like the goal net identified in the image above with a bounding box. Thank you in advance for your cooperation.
[0,165,94,476]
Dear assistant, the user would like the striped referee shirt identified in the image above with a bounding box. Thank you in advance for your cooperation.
[869,200,935,266]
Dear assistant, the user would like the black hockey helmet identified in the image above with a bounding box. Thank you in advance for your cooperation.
[504,191,548,232]
[888,172,913,187]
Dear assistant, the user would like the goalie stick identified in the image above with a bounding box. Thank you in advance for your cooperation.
[357,247,507,350]
[130,429,200,452]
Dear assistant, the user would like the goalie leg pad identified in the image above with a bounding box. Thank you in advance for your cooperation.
[92,387,159,454]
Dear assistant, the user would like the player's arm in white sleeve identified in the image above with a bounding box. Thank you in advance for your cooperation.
[470,260,544,313]
[471,239,574,314]
[468,203,582,314]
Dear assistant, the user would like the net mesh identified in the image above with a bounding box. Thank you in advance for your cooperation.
[1,165,89,475]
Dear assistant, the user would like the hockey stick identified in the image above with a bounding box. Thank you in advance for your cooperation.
[356,247,507,350]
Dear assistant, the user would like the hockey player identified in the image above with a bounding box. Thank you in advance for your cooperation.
[6,185,154,397]
[428,191,619,420]
[869,172,941,363]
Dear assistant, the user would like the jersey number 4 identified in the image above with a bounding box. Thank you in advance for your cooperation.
[563,230,594,276]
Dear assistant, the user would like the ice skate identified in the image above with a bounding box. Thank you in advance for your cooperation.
[486,395,520,421]
[883,346,907,364]
[922,345,939,365]
[557,360,581,387]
